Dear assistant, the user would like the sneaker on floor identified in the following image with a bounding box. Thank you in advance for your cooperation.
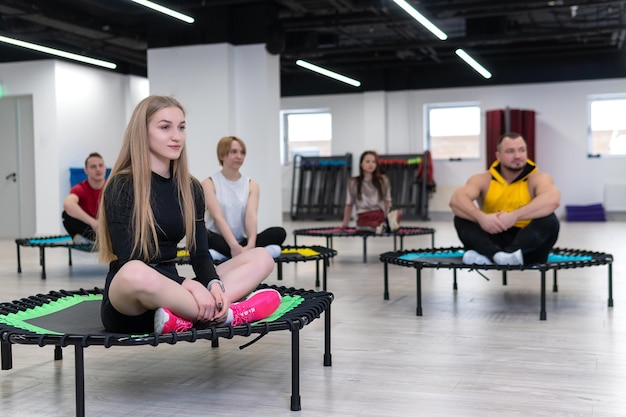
[154,307,193,335]
[231,289,281,326]
[209,249,228,261]
[72,234,94,245]
[462,249,493,265]
[264,244,282,259]
[493,249,524,265]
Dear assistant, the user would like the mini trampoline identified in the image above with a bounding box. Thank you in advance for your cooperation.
[0,284,333,417]
[15,235,94,279]
[293,226,436,263]
[16,235,197,281]
[379,247,613,320]
[177,245,338,290]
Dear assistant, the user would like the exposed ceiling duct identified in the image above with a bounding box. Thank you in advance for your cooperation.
[0,0,624,96]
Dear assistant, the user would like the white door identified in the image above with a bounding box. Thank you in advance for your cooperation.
[0,96,35,238]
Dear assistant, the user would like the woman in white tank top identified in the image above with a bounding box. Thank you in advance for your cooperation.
[201,136,286,260]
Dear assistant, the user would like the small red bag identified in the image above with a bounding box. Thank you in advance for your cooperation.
[356,209,385,229]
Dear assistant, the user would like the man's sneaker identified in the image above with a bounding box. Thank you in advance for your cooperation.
[154,307,193,335]
[231,289,281,326]
[462,249,493,265]
[493,249,524,266]
[264,244,282,259]
[73,234,94,245]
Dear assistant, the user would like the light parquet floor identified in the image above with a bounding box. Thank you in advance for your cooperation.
[0,218,624,416]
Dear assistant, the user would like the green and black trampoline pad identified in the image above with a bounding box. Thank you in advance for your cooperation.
[0,284,333,416]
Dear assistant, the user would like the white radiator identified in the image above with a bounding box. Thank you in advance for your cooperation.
[604,183,626,211]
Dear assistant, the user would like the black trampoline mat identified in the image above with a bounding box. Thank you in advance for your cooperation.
[25,299,106,335]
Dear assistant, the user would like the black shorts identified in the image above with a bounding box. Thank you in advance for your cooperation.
[101,262,183,334]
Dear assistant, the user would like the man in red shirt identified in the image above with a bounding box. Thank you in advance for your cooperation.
[62,152,107,244]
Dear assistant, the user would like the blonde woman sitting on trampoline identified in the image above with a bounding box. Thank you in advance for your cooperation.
[98,96,280,336]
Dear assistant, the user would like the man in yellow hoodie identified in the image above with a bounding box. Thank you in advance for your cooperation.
[449,132,561,265]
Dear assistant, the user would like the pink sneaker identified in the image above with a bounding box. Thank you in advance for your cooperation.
[231,289,281,326]
[154,307,193,335]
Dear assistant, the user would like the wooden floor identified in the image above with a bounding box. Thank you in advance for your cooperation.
[0,217,624,417]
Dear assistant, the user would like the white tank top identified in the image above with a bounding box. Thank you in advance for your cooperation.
[207,171,249,241]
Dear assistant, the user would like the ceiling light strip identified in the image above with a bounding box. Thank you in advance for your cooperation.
[0,35,117,69]
[392,0,448,40]
[455,49,492,79]
[131,0,195,24]
[296,60,361,87]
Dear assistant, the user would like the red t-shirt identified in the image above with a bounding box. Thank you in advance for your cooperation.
[70,179,104,218]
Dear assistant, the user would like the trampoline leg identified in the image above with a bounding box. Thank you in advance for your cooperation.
[54,345,63,360]
[325,257,331,281]
[383,262,390,300]
[540,271,547,320]
[68,248,73,266]
[552,270,558,292]
[502,271,507,286]
[324,304,332,367]
[400,236,404,251]
[74,344,85,417]
[321,260,328,291]
[362,237,367,263]
[16,243,22,273]
[277,261,283,281]
[315,260,320,288]
[40,247,47,280]
[416,268,423,316]
[1,340,12,370]
[290,326,301,411]
[608,264,614,307]
[453,270,458,290]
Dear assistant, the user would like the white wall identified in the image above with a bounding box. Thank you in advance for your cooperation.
[281,78,626,217]
[1,57,624,235]
[0,60,148,234]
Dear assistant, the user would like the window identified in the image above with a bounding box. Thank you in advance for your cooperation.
[425,103,481,160]
[280,109,332,164]
[588,95,626,157]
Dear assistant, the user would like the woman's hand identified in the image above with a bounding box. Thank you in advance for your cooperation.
[230,243,246,257]
[182,279,225,323]
[207,280,229,324]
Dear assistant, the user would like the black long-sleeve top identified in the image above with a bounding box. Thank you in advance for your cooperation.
[103,172,217,299]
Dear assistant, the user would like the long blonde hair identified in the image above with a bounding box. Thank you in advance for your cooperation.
[98,95,196,263]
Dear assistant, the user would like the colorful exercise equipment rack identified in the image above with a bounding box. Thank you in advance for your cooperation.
[378,153,432,220]
[290,153,353,220]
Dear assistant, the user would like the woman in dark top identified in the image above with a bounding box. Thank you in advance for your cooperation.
[98,95,279,335]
